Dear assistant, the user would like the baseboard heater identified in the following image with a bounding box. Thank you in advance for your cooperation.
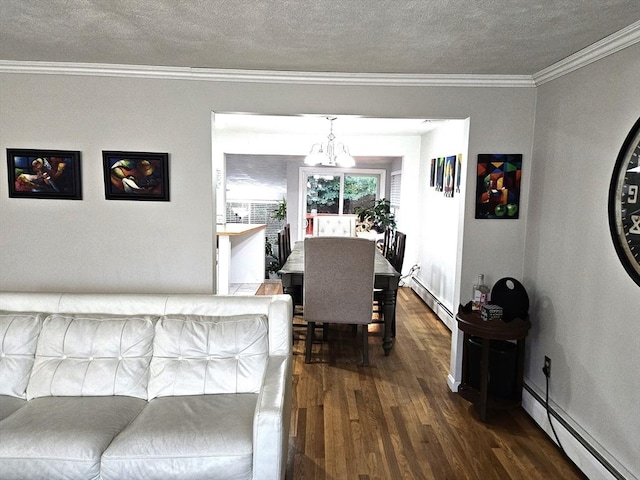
[410,276,454,328]
[523,383,629,480]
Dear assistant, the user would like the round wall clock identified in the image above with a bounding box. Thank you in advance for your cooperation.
[608,116,640,287]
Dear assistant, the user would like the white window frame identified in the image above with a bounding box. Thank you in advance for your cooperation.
[298,166,387,238]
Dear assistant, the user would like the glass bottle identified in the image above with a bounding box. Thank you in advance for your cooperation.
[472,274,489,310]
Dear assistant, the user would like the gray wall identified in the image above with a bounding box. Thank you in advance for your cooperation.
[526,44,640,477]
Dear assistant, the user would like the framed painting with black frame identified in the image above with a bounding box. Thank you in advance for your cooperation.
[475,153,522,219]
[102,151,170,201]
[6,148,82,200]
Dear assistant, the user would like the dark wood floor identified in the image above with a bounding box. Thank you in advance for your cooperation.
[257,282,587,480]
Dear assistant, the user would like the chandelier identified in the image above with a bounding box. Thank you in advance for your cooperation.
[304,117,355,168]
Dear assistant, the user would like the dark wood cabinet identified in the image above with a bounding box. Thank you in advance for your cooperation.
[456,307,531,421]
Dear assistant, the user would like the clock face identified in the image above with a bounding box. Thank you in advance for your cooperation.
[608,117,640,287]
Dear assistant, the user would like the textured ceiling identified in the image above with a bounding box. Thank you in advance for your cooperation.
[0,0,638,76]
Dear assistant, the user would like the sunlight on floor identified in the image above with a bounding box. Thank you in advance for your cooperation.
[228,283,261,295]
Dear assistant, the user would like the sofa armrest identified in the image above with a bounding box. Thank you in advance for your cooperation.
[252,354,292,480]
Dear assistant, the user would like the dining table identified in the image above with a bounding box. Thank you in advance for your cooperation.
[278,240,401,356]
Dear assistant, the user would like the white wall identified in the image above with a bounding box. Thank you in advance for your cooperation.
[413,120,469,329]
[214,125,420,251]
[525,44,640,479]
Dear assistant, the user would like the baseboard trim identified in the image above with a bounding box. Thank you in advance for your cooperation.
[409,278,634,479]
[522,382,635,480]
[409,277,454,331]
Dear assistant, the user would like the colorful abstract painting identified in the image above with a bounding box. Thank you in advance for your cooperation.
[435,157,445,192]
[475,154,522,219]
[444,155,456,197]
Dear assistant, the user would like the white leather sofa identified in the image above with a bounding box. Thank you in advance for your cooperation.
[0,292,293,480]
[313,214,357,237]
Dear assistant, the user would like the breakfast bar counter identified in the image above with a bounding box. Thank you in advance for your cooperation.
[216,223,266,294]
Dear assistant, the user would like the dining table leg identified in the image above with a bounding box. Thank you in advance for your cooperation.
[382,288,395,355]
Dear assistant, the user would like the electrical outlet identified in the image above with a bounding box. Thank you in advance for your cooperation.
[543,356,551,377]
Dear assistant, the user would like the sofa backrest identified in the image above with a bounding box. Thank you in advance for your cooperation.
[0,293,293,401]
[0,293,292,357]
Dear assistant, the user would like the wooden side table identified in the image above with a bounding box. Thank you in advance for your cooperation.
[456,307,531,421]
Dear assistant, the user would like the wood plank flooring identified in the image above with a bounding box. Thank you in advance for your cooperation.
[257,282,587,480]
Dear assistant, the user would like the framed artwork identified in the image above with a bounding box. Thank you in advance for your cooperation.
[475,153,522,219]
[429,158,436,187]
[435,157,445,192]
[6,149,82,200]
[455,154,463,193]
[102,151,170,201]
[443,155,457,197]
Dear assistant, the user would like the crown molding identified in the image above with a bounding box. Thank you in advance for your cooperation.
[0,60,534,88]
[1,21,637,88]
[533,20,640,85]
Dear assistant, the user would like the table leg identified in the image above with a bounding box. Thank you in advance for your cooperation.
[515,339,526,402]
[479,338,490,421]
[382,289,396,355]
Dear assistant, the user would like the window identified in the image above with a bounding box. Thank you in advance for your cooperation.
[300,167,386,237]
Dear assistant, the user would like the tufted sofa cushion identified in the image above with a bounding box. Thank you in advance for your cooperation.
[0,311,43,398]
[101,394,257,480]
[27,313,157,400]
[148,314,269,399]
[0,396,147,480]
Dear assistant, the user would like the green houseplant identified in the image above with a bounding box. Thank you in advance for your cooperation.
[265,238,280,278]
[271,198,287,222]
[355,198,396,233]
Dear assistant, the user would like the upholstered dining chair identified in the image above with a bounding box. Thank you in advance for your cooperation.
[303,236,376,365]
[313,215,357,237]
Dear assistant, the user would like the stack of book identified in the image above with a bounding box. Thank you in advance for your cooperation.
[481,304,503,321]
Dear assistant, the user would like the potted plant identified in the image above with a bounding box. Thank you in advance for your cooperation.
[272,198,287,223]
[355,198,396,233]
[265,238,280,279]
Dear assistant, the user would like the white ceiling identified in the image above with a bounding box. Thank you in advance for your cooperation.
[1,0,638,76]
[215,114,446,136]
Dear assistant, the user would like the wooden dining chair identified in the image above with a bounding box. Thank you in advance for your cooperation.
[382,227,394,257]
[389,231,406,273]
[373,231,406,336]
[277,229,288,268]
[278,227,303,327]
[284,223,292,258]
[303,237,376,365]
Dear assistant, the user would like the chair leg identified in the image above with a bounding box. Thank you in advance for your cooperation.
[362,324,369,367]
[305,322,315,363]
